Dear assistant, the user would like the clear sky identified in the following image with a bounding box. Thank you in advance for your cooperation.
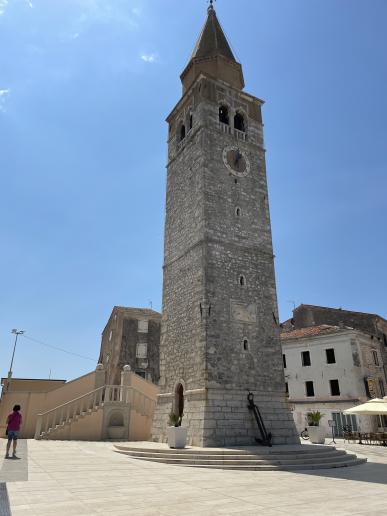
[1,0,386,382]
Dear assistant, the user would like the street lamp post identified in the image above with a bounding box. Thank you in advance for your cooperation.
[8,329,25,379]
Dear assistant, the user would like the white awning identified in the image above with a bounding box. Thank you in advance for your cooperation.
[344,397,387,415]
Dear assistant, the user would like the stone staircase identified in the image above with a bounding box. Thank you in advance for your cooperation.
[114,443,366,470]
[34,385,154,440]
[35,385,111,439]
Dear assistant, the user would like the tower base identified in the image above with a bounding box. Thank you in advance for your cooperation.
[152,388,299,447]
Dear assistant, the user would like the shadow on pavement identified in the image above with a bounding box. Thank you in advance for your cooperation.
[0,483,11,516]
[299,460,387,485]
[0,440,28,483]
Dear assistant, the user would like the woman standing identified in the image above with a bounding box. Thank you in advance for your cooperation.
[5,404,22,459]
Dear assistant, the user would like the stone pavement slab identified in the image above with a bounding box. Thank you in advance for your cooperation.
[0,439,386,515]
[0,441,28,483]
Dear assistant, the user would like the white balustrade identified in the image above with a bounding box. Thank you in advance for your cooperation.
[34,384,156,439]
[219,121,248,141]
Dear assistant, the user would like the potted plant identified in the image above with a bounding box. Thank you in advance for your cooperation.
[307,411,326,444]
[167,412,187,449]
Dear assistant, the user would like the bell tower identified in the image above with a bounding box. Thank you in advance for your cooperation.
[152,4,298,446]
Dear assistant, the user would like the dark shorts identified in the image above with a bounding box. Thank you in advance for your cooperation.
[7,431,19,441]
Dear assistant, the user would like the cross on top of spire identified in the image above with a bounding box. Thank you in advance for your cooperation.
[192,1,234,62]
[181,1,244,92]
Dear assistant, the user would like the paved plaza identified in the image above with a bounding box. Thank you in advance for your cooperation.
[1,439,387,515]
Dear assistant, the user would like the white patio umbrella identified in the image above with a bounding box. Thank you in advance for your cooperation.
[344,397,387,415]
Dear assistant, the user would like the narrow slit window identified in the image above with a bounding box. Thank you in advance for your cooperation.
[189,114,193,130]
[235,207,241,216]
[239,275,246,286]
[282,354,287,369]
[242,338,249,351]
[180,124,186,141]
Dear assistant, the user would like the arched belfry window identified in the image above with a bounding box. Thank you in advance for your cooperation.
[179,123,186,141]
[219,105,229,125]
[234,112,245,132]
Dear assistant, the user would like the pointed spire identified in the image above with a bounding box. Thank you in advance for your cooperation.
[180,4,244,93]
[191,4,236,62]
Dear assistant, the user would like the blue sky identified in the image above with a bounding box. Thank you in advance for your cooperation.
[1,0,386,381]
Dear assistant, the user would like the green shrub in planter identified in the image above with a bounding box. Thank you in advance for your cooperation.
[168,412,182,428]
[308,411,323,427]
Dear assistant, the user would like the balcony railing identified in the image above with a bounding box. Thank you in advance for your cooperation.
[219,122,248,141]
[34,384,156,439]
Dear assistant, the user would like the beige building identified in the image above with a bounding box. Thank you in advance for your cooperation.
[0,306,162,442]
[0,364,158,441]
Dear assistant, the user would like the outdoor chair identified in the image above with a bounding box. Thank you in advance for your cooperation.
[344,431,359,443]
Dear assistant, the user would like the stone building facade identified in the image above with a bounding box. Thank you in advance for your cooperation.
[282,304,387,378]
[151,5,298,446]
[284,304,387,340]
[281,324,387,437]
[98,307,161,385]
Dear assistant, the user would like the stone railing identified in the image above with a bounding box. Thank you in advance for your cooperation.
[219,121,248,141]
[34,384,155,439]
[176,126,194,153]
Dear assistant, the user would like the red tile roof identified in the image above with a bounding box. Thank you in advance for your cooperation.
[280,324,349,340]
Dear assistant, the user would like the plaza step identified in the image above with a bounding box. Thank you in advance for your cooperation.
[114,444,366,471]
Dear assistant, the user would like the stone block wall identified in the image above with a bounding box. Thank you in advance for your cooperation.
[99,307,161,385]
[152,388,298,446]
[152,73,298,446]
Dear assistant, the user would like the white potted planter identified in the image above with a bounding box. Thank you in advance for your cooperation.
[307,425,326,444]
[306,411,325,444]
[167,412,187,449]
[167,426,187,449]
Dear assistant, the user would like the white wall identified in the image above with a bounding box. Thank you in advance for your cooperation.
[283,331,365,402]
[282,329,386,436]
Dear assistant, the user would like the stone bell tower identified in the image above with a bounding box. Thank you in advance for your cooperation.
[152,4,298,446]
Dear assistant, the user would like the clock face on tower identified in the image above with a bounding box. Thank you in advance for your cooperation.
[222,146,250,177]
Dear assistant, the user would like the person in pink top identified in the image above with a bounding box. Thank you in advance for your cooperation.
[5,404,22,459]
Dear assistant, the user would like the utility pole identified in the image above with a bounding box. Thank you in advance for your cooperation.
[8,329,25,379]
